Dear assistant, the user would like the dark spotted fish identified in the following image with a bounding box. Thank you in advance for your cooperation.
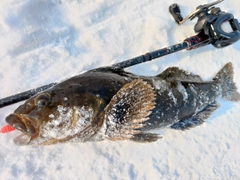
[5,62,240,145]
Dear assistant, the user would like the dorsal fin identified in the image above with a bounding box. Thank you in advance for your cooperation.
[91,66,135,77]
[103,79,160,141]
[158,67,203,82]
[92,66,124,73]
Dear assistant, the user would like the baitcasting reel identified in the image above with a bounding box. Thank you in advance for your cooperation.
[169,0,240,48]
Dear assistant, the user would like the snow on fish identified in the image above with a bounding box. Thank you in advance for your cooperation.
[5,62,240,145]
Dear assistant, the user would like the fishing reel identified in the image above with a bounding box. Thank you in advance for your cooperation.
[169,0,240,48]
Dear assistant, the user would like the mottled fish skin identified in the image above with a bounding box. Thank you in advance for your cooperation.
[5,63,240,145]
[111,70,221,131]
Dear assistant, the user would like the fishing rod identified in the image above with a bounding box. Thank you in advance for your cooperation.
[0,0,239,108]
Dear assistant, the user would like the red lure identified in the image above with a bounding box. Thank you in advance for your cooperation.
[0,124,15,133]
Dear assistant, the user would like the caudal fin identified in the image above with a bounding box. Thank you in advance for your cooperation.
[214,62,240,101]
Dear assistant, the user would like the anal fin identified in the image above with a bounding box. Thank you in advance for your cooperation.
[130,133,162,143]
[171,102,220,130]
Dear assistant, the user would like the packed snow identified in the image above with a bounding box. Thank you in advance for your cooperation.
[0,0,240,179]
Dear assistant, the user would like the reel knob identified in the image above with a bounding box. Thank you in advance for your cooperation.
[169,3,183,24]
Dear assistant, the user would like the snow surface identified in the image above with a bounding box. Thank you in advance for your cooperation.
[0,0,240,179]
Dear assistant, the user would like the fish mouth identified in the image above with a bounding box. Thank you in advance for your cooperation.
[5,113,38,145]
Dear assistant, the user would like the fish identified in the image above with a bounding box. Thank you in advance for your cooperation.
[5,62,240,145]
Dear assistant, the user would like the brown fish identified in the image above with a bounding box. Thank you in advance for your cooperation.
[5,62,240,145]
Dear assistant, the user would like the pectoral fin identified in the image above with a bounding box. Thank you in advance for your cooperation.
[103,79,158,141]
[170,102,219,130]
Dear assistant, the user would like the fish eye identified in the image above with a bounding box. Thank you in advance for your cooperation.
[35,93,51,107]
[38,100,47,107]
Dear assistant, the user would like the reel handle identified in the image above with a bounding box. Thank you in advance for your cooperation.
[169,0,224,25]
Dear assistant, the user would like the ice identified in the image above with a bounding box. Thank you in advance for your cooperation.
[0,0,240,179]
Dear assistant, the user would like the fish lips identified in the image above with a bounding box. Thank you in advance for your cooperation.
[6,114,38,145]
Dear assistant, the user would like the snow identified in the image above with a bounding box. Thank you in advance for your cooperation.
[37,105,94,144]
[0,0,240,179]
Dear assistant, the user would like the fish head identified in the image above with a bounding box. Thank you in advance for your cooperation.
[6,86,105,145]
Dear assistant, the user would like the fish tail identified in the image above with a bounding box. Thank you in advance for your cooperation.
[214,62,240,101]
